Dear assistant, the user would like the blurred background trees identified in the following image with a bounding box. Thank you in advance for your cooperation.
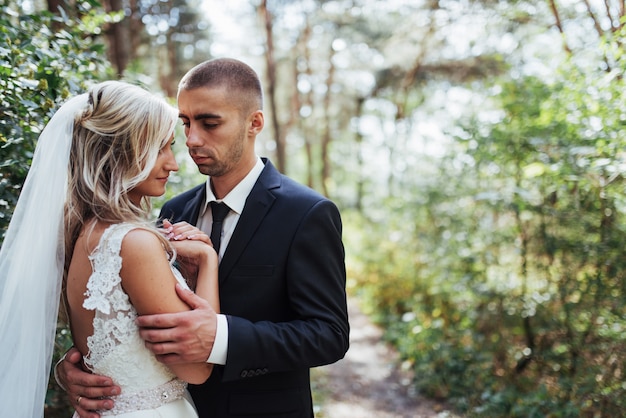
[1,0,625,416]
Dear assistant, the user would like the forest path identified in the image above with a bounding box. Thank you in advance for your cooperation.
[311,297,463,418]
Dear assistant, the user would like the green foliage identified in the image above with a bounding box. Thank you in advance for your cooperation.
[45,324,75,416]
[0,3,110,416]
[0,2,110,239]
[347,28,626,418]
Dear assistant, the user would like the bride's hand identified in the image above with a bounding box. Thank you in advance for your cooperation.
[162,220,216,267]
[161,219,211,244]
[170,237,216,264]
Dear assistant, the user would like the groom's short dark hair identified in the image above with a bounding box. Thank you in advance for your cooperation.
[178,58,263,115]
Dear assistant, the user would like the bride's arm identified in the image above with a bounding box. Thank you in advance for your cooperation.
[161,220,220,312]
[120,229,216,384]
[171,238,220,313]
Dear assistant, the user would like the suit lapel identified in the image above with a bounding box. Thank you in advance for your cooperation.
[219,160,281,283]
[181,186,206,224]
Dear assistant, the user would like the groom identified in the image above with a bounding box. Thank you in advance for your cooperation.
[57,57,350,418]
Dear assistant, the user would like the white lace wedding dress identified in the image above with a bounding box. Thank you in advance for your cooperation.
[73,223,198,417]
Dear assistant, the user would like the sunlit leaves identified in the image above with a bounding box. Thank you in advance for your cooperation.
[347,7,626,415]
[0,2,110,238]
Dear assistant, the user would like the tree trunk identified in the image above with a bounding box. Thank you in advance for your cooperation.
[320,44,336,197]
[103,0,131,76]
[296,17,315,189]
[259,0,285,173]
[46,0,63,14]
[354,97,365,211]
[159,0,178,97]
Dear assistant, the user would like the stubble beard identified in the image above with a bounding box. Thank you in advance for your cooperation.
[194,129,246,178]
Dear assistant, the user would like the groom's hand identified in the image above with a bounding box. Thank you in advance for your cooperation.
[56,347,120,418]
[137,284,218,364]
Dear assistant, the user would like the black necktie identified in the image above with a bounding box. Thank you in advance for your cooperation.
[209,201,231,253]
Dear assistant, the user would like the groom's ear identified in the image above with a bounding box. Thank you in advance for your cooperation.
[248,110,264,136]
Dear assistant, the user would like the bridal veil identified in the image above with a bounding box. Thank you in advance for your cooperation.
[0,94,87,416]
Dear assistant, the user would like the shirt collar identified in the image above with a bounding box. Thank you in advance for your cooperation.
[200,156,264,217]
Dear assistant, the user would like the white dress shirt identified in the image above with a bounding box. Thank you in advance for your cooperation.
[196,157,265,365]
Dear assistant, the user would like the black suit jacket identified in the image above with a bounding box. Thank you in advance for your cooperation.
[159,159,350,418]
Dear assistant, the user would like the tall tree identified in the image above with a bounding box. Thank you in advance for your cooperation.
[103,0,132,76]
[258,0,286,173]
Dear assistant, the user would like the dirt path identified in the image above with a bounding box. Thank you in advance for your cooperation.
[312,298,462,418]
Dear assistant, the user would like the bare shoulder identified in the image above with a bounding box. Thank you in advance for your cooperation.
[118,227,171,280]
[117,227,187,315]
[119,227,166,258]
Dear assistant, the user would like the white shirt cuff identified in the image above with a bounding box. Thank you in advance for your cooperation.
[207,314,228,365]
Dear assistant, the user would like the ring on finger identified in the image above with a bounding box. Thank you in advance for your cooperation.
[77,396,82,406]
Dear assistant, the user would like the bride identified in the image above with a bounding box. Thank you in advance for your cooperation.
[0,81,219,417]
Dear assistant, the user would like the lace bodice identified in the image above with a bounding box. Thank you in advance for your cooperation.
[82,223,189,415]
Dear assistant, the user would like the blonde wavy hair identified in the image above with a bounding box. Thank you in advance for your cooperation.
[64,81,178,270]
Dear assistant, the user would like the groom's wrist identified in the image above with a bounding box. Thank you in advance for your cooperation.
[207,314,228,365]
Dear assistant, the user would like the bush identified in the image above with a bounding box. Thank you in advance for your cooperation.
[0,3,110,416]
[346,55,626,416]
[0,1,109,238]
